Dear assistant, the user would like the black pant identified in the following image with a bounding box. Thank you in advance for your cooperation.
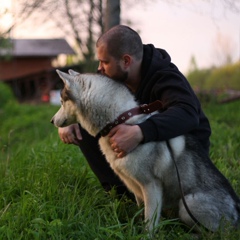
[77,124,129,196]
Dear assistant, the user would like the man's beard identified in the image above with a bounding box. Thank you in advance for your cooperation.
[112,72,128,83]
[97,66,128,84]
[111,65,128,84]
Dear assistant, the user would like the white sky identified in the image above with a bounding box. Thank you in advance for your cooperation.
[122,0,240,73]
[1,0,240,74]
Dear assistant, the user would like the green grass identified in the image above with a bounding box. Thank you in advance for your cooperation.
[0,100,240,239]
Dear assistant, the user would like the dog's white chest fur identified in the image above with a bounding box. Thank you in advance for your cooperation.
[99,136,185,199]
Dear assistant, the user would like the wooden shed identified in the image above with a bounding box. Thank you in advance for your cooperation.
[0,38,76,102]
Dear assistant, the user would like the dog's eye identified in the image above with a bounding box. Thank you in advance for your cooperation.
[60,100,63,105]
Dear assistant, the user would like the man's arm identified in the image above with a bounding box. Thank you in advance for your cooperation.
[58,123,82,145]
[108,124,143,158]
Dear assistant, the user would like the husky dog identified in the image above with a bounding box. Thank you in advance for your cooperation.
[51,69,240,232]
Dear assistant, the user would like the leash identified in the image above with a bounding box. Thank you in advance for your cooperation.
[166,140,204,229]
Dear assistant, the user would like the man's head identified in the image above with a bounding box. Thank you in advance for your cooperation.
[96,25,143,84]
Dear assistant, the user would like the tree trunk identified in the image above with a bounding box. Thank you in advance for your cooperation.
[104,0,120,31]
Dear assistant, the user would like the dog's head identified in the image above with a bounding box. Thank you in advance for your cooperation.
[51,69,80,128]
[51,69,137,136]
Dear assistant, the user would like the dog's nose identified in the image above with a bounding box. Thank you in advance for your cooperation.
[50,118,54,124]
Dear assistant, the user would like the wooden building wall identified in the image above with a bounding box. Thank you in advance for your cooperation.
[0,57,53,81]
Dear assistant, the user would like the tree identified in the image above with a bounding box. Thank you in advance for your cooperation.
[188,56,198,73]
[1,0,239,61]
[104,0,120,31]
[0,0,122,62]
[1,0,105,61]
[212,33,235,66]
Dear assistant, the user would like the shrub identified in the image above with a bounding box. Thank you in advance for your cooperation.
[0,82,16,107]
[205,62,240,90]
[187,61,240,91]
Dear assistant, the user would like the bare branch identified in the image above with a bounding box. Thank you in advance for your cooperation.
[64,0,84,54]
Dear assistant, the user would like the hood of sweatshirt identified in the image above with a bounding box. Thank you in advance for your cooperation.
[136,44,179,103]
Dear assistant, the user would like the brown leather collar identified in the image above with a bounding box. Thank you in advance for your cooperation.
[99,100,163,137]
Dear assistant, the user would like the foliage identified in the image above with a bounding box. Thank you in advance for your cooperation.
[205,62,240,90]
[79,60,99,73]
[0,82,16,107]
[187,61,240,91]
[187,61,240,103]
[0,100,240,239]
[0,38,13,61]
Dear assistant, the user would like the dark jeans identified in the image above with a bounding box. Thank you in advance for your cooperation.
[77,124,130,196]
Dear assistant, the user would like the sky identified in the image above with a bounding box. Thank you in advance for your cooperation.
[1,0,240,74]
[122,0,240,73]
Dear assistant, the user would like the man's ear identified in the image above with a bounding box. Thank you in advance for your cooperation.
[122,54,132,68]
[56,70,74,89]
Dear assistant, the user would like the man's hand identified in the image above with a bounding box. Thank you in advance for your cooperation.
[108,124,143,158]
[58,123,82,145]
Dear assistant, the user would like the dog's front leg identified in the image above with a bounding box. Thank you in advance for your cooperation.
[142,181,163,232]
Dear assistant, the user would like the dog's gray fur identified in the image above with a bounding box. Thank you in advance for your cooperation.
[51,70,240,232]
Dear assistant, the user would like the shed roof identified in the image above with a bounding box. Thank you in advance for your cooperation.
[0,38,76,57]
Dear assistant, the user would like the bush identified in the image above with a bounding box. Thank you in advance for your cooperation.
[187,62,240,103]
[187,68,212,91]
[187,61,240,91]
[0,82,16,107]
[205,62,240,90]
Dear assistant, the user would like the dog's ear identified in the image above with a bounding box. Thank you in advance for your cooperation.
[56,70,74,89]
[68,69,80,76]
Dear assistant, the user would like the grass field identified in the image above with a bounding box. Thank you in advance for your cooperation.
[0,99,240,239]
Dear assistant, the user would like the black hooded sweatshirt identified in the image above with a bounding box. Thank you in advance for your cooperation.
[135,44,211,155]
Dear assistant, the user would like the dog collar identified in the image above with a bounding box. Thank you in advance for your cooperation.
[99,100,163,137]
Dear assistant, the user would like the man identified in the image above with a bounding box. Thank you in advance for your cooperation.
[58,25,211,195]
